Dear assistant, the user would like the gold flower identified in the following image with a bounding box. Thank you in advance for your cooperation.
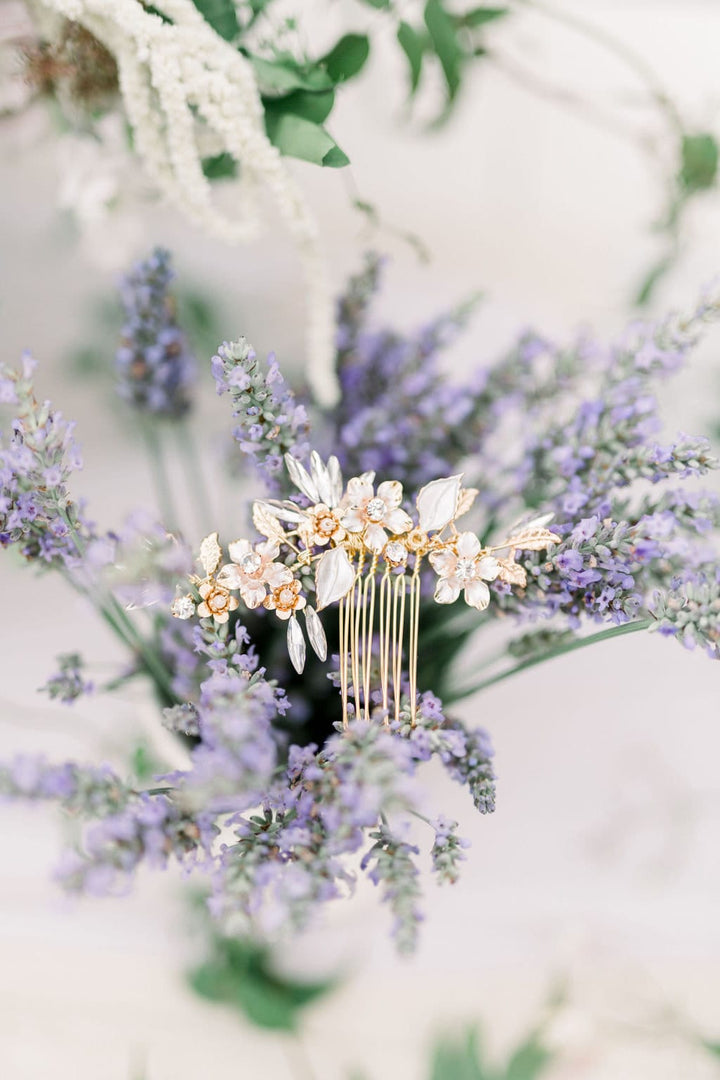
[263,578,307,620]
[303,503,346,547]
[196,580,239,624]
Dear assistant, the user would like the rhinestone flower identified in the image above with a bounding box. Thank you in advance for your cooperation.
[216,538,292,609]
[429,532,500,609]
[342,477,412,554]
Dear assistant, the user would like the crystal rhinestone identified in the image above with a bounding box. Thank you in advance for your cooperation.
[365,497,386,523]
[384,541,407,566]
[171,595,195,620]
[455,558,476,583]
[239,551,262,575]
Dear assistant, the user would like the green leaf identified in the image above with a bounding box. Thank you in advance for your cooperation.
[188,935,336,1031]
[424,0,464,103]
[190,0,239,41]
[263,88,335,125]
[201,152,237,179]
[321,33,371,84]
[358,0,391,7]
[679,133,719,193]
[265,111,349,167]
[250,54,333,96]
[429,1028,487,1080]
[634,254,674,307]
[454,6,508,27]
[397,22,425,96]
[503,1030,552,1080]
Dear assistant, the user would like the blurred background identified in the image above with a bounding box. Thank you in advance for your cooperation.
[2,0,720,1076]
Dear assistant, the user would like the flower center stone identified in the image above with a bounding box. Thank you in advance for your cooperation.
[455,558,476,583]
[365,497,386,523]
[239,552,262,575]
[208,591,227,612]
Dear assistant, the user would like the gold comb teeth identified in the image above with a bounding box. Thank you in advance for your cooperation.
[172,454,561,727]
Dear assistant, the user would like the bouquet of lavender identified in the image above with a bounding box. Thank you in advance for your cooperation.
[2,250,719,954]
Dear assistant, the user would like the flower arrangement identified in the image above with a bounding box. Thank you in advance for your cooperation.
[2,249,719,955]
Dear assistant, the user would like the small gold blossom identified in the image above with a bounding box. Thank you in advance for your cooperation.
[405,528,429,554]
[196,580,239,624]
[303,503,346,547]
[264,578,307,620]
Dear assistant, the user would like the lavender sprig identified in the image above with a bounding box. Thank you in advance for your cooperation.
[212,338,309,491]
[116,248,195,419]
[41,652,93,704]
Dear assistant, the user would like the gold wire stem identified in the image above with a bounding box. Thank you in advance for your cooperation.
[408,569,421,726]
[339,595,349,729]
[391,573,407,724]
[349,575,363,722]
[361,564,377,721]
[378,570,392,724]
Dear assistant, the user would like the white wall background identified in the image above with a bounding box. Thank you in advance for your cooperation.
[1,2,720,1077]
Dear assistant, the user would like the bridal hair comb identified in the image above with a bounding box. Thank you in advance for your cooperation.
[172,453,560,727]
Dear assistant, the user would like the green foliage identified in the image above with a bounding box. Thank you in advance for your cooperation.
[424,0,464,105]
[129,741,164,784]
[397,22,425,96]
[250,54,334,96]
[189,933,336,1030]
[679,133,719,193]
[395,2,509,119]
[265,111,349,167]
[201,152,237,180]
[428,1025,553,1080]
[190,0,239,41]
[322,34,371,84]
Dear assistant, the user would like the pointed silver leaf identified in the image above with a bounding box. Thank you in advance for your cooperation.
[304,605,327,661]
[287,614,306,674]
[284,454,319,502]
[310,451,333,506]
[327,455,343,507]
[254,499,306,525]
[315,545,355,610]
[416,474,463,533]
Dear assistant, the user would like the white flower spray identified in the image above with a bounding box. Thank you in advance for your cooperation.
[27,0,338,404]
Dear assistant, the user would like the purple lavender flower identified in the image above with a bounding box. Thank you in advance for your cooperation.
[41,652,93,704]
[116,248,195,418]
[212,338,310,491]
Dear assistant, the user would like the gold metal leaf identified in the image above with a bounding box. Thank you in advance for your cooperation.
[252,502,285,539]
[199,532,222,575]
[496,558,527,587]
[456,487,478,519]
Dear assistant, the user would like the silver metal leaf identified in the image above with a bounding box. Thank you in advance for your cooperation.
[304,605,327,661]
[327,455,344,507]
[287,614,306,674]
[284,454,319,502]
[254,499,306,525]
[199,532,222,575]
[310,451,333,506]
[416,474,463,533]
[315,545,355,610]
